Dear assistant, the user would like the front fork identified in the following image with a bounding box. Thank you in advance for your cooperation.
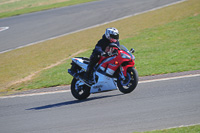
[119,62,135,78]
[119,66,126,80]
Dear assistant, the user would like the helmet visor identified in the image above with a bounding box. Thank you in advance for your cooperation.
[110,34,119,40]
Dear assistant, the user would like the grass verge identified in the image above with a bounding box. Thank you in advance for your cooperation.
[134,124,200,133]
[0,0,200,95]
[121,14,200,76]
[0,0,97,18]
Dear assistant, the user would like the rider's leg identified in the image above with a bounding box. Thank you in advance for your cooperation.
[85,54,99,81]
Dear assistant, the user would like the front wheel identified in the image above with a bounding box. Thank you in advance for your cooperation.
[117,67,138,94]
[71,78,90,100]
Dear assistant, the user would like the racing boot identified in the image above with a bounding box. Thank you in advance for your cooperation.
[84,65,95,84]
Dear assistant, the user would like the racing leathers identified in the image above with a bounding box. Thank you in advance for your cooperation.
[85,35,120,82]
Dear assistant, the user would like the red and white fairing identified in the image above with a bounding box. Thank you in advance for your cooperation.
[98,47,135,77]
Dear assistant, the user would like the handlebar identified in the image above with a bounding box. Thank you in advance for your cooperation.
[101,49,118,57]
[109,43,121,50]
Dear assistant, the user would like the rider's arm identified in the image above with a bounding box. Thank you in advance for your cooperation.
[94,46,112,57]
[94,46,104,55]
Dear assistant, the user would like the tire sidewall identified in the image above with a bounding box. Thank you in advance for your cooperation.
[71,78,90,100]
[117,67,138,93]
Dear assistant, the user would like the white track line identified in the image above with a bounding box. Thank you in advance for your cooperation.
[151,123,200,132]
[0,73,199,99]
[0,0,187,54]
[0,27,9,32]
[0,90,70,99]
[139,74,200,83]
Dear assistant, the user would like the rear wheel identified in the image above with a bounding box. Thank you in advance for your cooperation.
[71,78,90,100]
[117,67,138,93]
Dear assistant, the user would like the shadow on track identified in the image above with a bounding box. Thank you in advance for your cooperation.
[27,93,123,110]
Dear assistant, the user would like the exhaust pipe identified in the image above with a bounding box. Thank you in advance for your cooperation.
[68,69,91,87]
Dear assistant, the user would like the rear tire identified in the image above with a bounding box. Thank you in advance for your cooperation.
[71,78,90,100]
[117,67,138,94]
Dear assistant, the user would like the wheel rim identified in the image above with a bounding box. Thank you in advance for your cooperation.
[120,72,131,87]
[75,81,85,95]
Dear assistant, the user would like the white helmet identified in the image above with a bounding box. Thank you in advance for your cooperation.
[105,27,119,42]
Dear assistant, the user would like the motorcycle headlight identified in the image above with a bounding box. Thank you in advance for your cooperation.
[121,53,130,59]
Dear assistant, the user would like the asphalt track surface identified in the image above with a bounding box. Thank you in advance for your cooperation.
[1,0,199,132]
[0,0,184,53]
[0,73,200,133]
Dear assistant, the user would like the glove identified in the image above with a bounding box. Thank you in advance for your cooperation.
[112,49,118,55]
[101,52,111,57]
[107,52,112,56]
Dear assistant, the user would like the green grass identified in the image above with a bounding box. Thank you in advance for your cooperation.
[9,14,200,91]
[21,62,71,89]
[134,124,200,133]
[8,50,92,91]
[0,0,200,94]
[0,0,97,18]
[121,14,200,76]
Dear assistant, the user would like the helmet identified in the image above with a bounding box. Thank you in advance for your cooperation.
[105,27,119,42]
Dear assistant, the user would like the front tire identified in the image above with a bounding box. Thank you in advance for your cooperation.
[71,78,90,100]
[117,67,138,94]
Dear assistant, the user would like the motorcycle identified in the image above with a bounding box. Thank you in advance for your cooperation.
[68,44,138,100]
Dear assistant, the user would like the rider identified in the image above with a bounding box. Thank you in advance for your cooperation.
[85,27,120,83]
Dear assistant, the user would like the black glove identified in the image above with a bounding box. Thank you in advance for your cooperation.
[101,52,111,57]
[112,49,118,55]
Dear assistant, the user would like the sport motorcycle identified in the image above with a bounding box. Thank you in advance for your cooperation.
[68,44,138,100]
